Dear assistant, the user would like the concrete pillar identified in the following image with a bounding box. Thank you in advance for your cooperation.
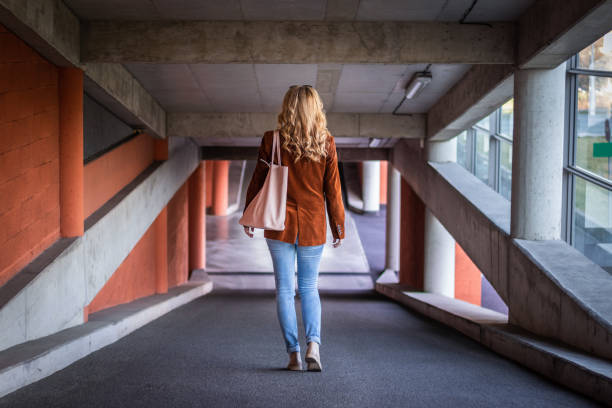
[378,164,401,283]
[155,208,168,294]
[362,160,380,212]
[511,65,566,240]
[212,160,229,216]
[189,162,206,271]
[423,139,456,297]
[58,68,83,237]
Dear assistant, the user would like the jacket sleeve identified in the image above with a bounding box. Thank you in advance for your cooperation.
[323,135,345,240]
[243,132,271,214]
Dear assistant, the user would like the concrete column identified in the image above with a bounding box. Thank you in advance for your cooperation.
[189,162,206,271]
[58,67,84,237]
[423,139,456,297]
[212,160,229,216]
[511,65,566,240]
[155,208,168,294]
[362,160,380,212]
[378,164,401,283]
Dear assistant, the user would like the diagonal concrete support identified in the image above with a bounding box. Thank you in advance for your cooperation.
[82,21,515,64]
[518,0,612,68]
[427,65,514,141]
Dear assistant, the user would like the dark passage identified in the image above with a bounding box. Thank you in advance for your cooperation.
[0,291,597,408]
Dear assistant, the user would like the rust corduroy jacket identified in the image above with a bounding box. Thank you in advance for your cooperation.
[244,130,345,246]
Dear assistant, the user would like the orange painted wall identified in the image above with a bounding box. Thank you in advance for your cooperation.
[399,178,425,289]
[87,224,158,314]
[0,24,61,287]
[168,182,189,287]
[455,243,482,306]
[380,161,388,205]
[84,133,154,219]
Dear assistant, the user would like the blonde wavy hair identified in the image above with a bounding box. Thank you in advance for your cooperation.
[277,85,330,162]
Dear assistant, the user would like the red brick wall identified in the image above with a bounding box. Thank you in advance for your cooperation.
[168,182,189,287]
[0,24,60,287]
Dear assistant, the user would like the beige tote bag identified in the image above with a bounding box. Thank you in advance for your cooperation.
[239,130,288,231]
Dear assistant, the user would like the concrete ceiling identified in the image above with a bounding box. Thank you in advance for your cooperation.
[67,0,533,146]
[64,0,534,22]
[124,63,471,114]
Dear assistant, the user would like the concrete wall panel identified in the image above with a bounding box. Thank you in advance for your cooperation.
[24,239,85,341]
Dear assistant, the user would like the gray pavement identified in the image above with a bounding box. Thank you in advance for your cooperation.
[0,290,599,408]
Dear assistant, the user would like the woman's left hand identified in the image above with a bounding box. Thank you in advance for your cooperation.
[243,226,254,238]
[332,238,343,248]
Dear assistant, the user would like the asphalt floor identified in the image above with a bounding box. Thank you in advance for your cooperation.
[0,290,599,408]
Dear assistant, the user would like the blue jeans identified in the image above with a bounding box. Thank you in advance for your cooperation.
[266,238,324,353]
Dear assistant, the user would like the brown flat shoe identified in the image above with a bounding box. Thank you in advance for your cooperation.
[287,351,302,371]
[305,342,322,372]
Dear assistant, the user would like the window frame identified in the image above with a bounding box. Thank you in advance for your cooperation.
[460,100,514,200]
[563,53,612,244]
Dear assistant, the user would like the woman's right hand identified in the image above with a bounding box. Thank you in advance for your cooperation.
[243,226,254,238]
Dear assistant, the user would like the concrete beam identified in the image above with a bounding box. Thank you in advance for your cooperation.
[200,146,390,161]
[0,0,79,66]
[82,63,166,138]
[518,0,612,68]
[168,113,426,140]
[427,65,514,141]
[391,139,612,361]
[0,0,166,138]
[82,21,515,64]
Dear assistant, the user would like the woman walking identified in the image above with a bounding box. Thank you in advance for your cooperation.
[242,85,345,372]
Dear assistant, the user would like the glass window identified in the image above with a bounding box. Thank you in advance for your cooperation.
[578,31,612,72]
[474,130,489,185]
[454,99,513,200]
[566,31,612,274]
[572,177,612,273]
[499,99,514,139]
[499,140,512,200]
[575,75,612,180]
[456,131,469,170]
[476,115,490,130]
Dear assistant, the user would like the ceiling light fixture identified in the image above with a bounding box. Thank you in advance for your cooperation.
[404,72,432,100]
[392,65,433,115]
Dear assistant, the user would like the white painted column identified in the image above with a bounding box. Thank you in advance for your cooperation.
[362,160,380,212]
[511,65,566,240]
[423,139,456,297]
[378,164,401,283]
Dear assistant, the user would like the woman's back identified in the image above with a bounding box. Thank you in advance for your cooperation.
[244,129,344,246]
